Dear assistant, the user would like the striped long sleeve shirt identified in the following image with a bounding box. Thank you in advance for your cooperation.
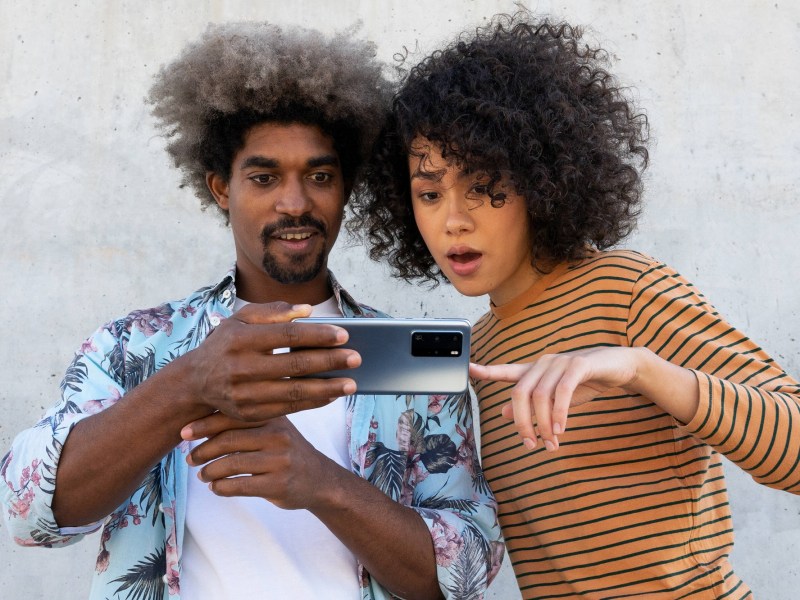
[472,249,800,599]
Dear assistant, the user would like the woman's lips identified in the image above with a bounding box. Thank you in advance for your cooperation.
[447,251,482,276]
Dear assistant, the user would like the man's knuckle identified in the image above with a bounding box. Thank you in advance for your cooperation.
[231,452,246,472]
[266,301,292,314]
[289,353,310,374]
[326,351,343,370]
[282,323,302,346]
[226,386,244,408]
[286,381,306,402]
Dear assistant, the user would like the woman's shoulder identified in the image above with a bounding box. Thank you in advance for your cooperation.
[571,248,659,274]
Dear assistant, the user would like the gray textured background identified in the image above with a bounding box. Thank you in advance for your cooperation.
[1,1,798,598]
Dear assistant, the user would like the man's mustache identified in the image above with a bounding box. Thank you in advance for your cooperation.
[261,216,327,245]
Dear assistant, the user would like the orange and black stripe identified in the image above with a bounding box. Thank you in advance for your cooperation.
[472,250,800,599]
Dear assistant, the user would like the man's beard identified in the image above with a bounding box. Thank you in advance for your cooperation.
[260,215,328,284]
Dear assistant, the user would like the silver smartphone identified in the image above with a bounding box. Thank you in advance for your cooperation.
[293,317,471,395]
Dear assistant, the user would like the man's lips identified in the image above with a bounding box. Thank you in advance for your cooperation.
[446,247,482,276]
[269,228,321,251]
[261,216,327,250]
[272,229,317,241]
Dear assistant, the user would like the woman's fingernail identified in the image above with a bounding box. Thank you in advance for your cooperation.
[523,437,537,450]
[553,423,564,435]
[544,440,556,452]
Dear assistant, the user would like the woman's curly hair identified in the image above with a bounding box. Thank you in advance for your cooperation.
[148,21,392,221]
[350,12,650,284]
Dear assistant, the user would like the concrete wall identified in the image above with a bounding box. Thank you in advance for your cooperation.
[1,1,798,598]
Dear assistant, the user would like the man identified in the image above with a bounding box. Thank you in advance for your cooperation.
[1,22,503,600]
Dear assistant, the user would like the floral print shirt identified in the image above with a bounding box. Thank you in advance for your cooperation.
[1,268,504,600]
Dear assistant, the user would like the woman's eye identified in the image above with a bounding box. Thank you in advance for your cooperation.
[419,192,440,203]
[470,184,490,196]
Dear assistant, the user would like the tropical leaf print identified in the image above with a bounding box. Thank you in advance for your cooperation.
[60,355,89,396]
[397,409,426,454]
[162,448,175,488]
[135,465,162,527]
[40,441,61,490]
[172,283,229,351]
[37,400,81,434]
[104,338,127,384]
[123,348,157,391]
[444,525,491,600]
[156,351,181,372]
[471,456,491,495]
[111,546,166,600]
[195,280,224,306]
[28,524,66,547]
[420,434,457,474]
[418,494,479,515]
[173,311,213,353]
[366,442,406,500]
[448,392,473,426]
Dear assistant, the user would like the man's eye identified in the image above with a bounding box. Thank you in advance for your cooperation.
[249,174,275,185]
[310,172,333,183]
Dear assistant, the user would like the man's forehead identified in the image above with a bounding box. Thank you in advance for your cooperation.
[237,122,340,166]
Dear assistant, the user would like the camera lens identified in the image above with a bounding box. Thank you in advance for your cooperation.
[411,329,463,357]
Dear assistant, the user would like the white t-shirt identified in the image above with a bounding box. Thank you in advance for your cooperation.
[180,297,359,599]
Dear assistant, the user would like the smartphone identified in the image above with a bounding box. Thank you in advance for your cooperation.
[292,317,471,395]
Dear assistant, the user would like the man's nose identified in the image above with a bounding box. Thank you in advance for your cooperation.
[275,178,312,216]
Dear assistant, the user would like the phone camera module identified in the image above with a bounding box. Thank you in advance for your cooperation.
[411,330,463,357]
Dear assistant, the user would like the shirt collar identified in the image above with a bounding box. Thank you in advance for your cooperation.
[211,264,366,318]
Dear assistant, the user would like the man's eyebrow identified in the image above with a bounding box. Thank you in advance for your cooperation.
[240,156,279,169]
[307,154,339,168]
[240,155,339,170]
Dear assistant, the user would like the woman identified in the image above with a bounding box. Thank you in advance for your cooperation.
[353,12,800,599]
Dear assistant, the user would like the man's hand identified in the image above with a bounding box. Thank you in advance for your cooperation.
[51,302,359,527]
[181,302,360,421]
[182,412,444,599]
[182,413,334,510]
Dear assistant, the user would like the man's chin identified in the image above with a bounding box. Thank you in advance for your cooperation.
[262,255,325,285]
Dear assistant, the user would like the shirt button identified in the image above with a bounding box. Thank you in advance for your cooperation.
[222,289,232,299]
[158,503,165,513]
[162,574,169,584]
[210,316,221,327]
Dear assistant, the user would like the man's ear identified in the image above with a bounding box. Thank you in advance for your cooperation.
[206,172,230,210]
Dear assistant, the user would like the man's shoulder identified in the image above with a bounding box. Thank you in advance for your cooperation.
[101,276,232,346]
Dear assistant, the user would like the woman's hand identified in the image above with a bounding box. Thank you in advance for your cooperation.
[470,347,649,451]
